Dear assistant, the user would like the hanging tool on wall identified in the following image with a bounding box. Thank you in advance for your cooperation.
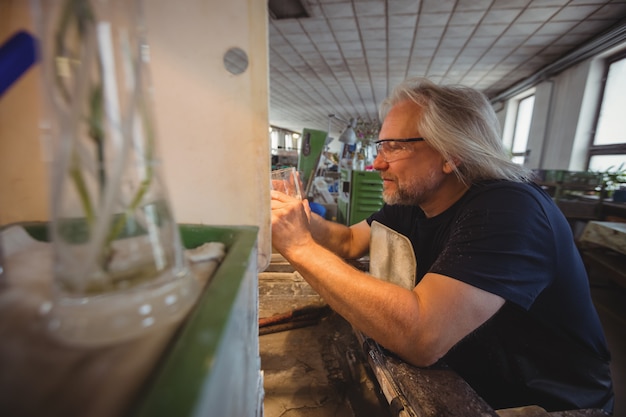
[0,31,37,97]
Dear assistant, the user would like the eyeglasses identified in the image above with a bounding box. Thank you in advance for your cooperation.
[374,138,425,162]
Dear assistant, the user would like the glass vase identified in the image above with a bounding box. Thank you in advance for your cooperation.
[32,0,199,346]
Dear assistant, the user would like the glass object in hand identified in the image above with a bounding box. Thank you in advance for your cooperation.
[271,167,302,199]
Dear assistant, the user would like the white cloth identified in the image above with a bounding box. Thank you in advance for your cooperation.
[369,221,417,290]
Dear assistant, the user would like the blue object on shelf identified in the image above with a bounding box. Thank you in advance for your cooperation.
[0,31,37,97]
[309,201,327,218]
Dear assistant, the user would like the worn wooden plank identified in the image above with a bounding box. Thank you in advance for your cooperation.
[355,331,498,417]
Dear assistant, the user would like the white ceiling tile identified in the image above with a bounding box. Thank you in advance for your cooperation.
[492,36,527,48]
[465,36,496,48]
[552,5,601,21]
[529,0,568,7]
[503,22,542,36]
[444,25,478,38]
[456,0,493,11]
[388,39,414,49]
[361,28,386,40]
[388,27,417,40]
[419,13,453,26]
[536,21,579,36]
[482,8,523,24]
[389,14,419,28]
[268,0,626,133]
[316,42,341,52]
[473,23,509,37]
[388,0,421,15]
[327,17,358,31]
[299,18,332,32]
[334,30,361,41]
[421,0,456,14]
[358,15,387,30]
[416,25,446,39]
[285,33,313,45]
[338,40,364,51]
[322,51,343,62]
[413,37,441,49]
[449,11,485,26]
[272,20,304,34]
[354,1,386,16]
[362,39,386,49]
[365,50,387,59]
[571,18,621,36]
[321,2,356,18]
[591,3,626,19]
[342,49,366,59]
[516,7,561,23]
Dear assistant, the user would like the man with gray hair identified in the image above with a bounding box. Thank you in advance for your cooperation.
[270,78,613,413]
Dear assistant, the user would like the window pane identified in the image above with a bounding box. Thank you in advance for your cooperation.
[270,130,279,150]
[285,134,296,150]
[588,154,626,173]
[511,94,535,161]
[511,155,525,165]
[594,57,626,145]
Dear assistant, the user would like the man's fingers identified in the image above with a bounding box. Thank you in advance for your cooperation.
[270,189,293,201]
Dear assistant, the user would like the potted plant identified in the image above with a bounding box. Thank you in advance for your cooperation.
[600,163,626,201]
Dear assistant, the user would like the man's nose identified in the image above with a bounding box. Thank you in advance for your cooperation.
[372,152,387,170]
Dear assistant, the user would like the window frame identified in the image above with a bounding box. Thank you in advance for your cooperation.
[508,91,536,165]
[587,51,626,168]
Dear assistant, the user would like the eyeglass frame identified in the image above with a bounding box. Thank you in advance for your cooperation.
[374,138,425,161]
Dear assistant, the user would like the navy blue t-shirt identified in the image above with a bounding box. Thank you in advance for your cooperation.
[367,180,614,412]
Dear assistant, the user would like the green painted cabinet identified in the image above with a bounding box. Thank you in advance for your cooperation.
[131,224,262,417]
[337,169,384,225]
[297,128,328,188]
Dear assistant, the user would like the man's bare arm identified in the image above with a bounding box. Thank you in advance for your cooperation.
[308,214,371,259]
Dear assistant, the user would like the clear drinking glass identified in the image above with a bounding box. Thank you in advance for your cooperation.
[32,0,199,346]
[270,167,302,199]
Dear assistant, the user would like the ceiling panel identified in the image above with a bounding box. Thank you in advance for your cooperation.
[268,0,626,135]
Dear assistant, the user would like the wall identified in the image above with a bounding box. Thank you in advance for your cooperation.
[0,0,271,269]
[146,0,270,268]
[0,2,48,225]
[499,38,626,172]
[538,60,591,170]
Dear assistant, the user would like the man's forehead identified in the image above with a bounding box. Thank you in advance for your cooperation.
[380,100,423,137]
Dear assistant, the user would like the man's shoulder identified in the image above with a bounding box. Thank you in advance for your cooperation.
[467,180,551,207]
[368,203,422,232]
[471,179,540,194]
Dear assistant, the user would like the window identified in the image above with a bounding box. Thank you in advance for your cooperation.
[588,53,626,172]
[270,126,300,152]
[510,94,535,165]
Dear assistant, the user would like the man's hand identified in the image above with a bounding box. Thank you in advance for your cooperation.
[270,190,315,256]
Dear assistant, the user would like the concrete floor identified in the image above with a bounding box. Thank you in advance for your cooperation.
[259,266,626,417]
[258,263,391,417]
[260,313,391,417]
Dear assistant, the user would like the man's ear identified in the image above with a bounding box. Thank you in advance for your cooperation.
[443,157,462,174]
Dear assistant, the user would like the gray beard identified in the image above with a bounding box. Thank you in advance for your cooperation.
[382,171,440,206]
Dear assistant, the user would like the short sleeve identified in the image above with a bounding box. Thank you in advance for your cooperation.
[430,186,556,309]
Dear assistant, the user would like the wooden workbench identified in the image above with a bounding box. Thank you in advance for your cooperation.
[579,221,626,289]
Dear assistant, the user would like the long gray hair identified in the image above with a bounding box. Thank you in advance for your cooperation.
[380,78,533,184]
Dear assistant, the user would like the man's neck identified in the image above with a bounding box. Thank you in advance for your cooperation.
[420,178,470,218]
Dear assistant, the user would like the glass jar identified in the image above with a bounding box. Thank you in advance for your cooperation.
[33,0,199,346]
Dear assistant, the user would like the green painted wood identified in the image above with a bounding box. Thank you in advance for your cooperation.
[129,224,259,417]
[17,222,260,417]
